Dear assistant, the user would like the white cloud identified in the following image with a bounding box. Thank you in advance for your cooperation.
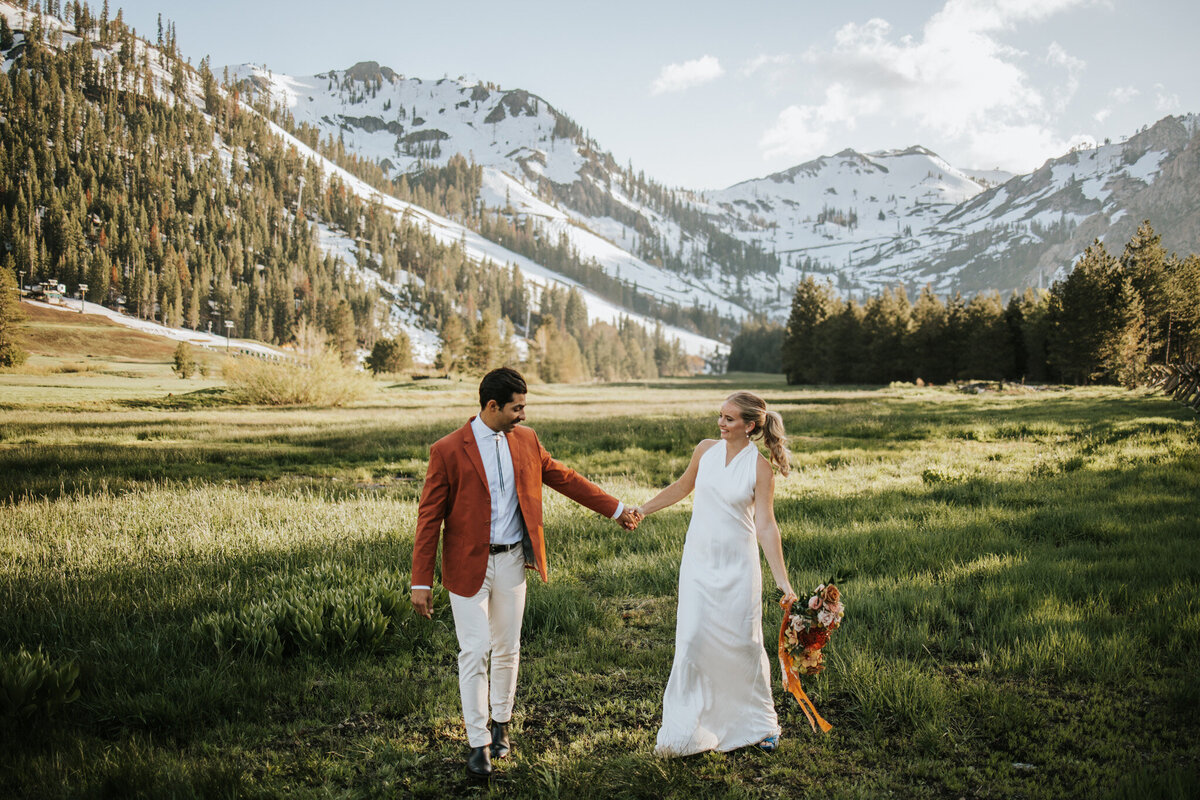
[758,0,1097,171]
[741,54,791,78]
[761,84,882,160]
[1046,42,1085,111]
[1154,83,1180,113]
[1110,86,1139,103]
[650,55,724,95]
[1094,85,1138,124]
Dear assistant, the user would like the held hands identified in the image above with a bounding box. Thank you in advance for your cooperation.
[617,505,644,530]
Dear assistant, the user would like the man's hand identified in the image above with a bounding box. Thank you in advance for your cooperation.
[617,507,642,530]
[411,588,433,619]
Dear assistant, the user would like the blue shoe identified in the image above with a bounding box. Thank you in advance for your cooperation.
[757,734,779,752]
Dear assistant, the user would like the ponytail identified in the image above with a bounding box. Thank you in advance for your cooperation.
[760,409,790,477]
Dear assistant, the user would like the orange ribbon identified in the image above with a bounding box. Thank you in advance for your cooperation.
[778,598,833,733]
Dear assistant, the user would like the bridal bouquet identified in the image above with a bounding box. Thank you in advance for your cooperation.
[782,582,844,675]
[777,581,844,733]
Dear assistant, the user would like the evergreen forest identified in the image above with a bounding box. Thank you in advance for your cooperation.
[0,2,707,380]
[764,221,1200,386]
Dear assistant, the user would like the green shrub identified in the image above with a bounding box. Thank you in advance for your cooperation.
[365,333,412,376]
[172,342,199,378]
[0,647,80,718]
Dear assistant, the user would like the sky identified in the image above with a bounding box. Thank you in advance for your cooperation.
[106,0,1200,190]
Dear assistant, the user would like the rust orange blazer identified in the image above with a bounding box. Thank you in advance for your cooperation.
[412,418,620,597]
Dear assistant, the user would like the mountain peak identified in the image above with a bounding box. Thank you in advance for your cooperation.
[868,144,938,159]
[342,61,401,84]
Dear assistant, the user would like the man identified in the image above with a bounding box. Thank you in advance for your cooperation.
[411,367,640,778]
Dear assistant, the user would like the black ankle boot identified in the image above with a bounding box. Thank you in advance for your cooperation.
[466,744,492,778]
[490,720,511,759]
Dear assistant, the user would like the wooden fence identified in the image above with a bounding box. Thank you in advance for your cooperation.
[1148,363,1200,413]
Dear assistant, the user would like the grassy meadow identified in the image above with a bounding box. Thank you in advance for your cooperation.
[2,307,1199,798]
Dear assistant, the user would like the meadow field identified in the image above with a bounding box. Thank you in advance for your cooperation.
[2,310,1199,798]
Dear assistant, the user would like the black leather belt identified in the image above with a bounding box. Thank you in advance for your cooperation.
[489,542,520,554]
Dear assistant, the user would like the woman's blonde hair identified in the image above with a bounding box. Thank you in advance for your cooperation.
[725,391,790,476]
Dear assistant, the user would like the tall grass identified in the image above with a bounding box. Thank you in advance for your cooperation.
[1,378,1197,798]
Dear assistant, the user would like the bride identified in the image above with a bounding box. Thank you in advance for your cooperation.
[636,391,796,756]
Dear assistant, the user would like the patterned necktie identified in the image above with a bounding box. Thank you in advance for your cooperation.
[493,433,504,492]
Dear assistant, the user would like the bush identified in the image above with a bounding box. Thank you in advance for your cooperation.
[221,349,373,406]
[365,333,412,376]
[172,342,199,378]
[1,647,80,718]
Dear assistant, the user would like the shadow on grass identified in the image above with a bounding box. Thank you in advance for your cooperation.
[2,442,1198,797]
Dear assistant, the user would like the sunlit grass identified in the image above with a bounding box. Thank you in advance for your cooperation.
[1,374,1197,798]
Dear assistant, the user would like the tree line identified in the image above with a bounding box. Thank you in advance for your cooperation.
[746,221,1200,386]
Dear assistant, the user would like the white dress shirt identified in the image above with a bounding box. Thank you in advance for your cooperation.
[471,414,525,547]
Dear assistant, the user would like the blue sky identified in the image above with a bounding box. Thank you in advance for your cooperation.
[109,0,1199,189]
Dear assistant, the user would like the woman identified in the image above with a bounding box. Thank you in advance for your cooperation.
[636,391,796,756]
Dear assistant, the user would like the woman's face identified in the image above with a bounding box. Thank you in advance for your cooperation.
[717,402,749,440]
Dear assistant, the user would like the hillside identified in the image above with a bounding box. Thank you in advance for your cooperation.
[236,61,774,320]
[0,2,719,381]
[17,301,179,363]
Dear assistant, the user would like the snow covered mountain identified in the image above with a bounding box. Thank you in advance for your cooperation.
[710,116,1200,300]
[240,60,1200,321]
[927,114,1200,293]
[233,62,754,322]
[703,146,993,299]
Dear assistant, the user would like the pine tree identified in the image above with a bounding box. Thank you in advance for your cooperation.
[1120,220,1170,363]
[861,286,911,383]
[435,313,468,373]
[465,309,502,375]
[1164,254,1200,362]
[727,318,784,374]
[959,291,1009,380]
[1014,288,1053,383]
[1048,241,1122,384]
[907,285,949,384]
[781,276,835,384]
[329,299,357,364]
[0,266,28,367]
[1101,275,1148,388]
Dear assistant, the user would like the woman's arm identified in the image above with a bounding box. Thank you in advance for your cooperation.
[635,440,717,517]
[754,455,795,599]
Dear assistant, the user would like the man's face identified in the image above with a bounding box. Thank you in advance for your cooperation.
[491,393,526,432]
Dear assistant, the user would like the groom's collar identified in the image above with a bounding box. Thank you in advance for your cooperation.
[470,414,503,441]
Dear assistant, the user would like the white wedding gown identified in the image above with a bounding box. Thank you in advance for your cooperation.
[655,439,780,756]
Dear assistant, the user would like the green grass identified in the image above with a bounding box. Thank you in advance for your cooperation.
[1,372,1198,798]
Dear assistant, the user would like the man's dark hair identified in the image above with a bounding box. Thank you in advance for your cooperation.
[479,367,527,409]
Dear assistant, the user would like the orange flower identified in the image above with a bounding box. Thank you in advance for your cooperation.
[823,584,841,604]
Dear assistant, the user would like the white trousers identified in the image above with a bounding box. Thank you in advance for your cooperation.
[448,548,527,748]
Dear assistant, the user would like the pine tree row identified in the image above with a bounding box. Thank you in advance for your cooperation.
[776,221,1200,386]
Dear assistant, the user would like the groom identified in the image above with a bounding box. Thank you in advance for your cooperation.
[411,367,640,778]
